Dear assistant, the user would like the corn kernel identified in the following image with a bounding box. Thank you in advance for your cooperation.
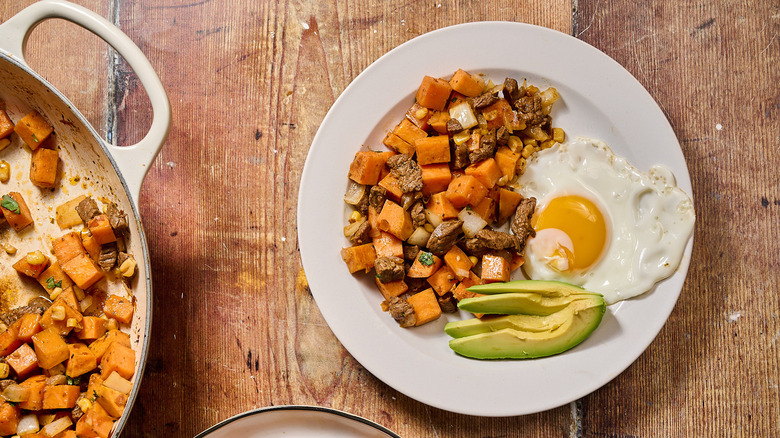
[349,210,363,223]
[2,244,16,255]
[66,318,81,329]
[468,256,479,265]
[523,138,538,147]
[527,85,539,94]
[414,108,428,119]
[50,306,65,321]
[0,323,7,332]
[482,110,498,122]
[73,286,85,301]
[77,397,93,412]
[540,139,555,150]
[517,157,527,175]
[0,160,9,183]
[119,258,136,278]
[552,127,565,143]
[106,318,118,331]
[26,250,46,266]
[521,145,535,159]
[423,223,434,233]
[50,287,63,300]
[497,175,509,186]
[507,136,523,153]
[0,363,9,379]
[452,130,470,145]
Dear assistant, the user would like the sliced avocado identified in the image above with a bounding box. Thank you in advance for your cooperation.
[457,292,600,315]
[467,279,593,297]
[448,301,606,359]
[445,297,603,338]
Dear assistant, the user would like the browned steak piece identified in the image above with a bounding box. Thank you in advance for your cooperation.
[410,201,426,228]
[0,303,47,327]
[446,118,464,133]
[386,154,423,193]
[375,256,405,283]
[368,185,387,211]
[514,94,549,129]
[463,229,522,254]
[426,220,463,256]
[473,91,499,109]
[76,197,100,223]
[469,129,497,163]
[350,221,371,245]
[451,140,470,169]
[106,203,129,235]
[511,197,537,252]
[98,242,119,271]
[403,245,420,262]
[496,126,510,145]
[437,293,459,313]
[388,295,416,327]
[503,77,522,102]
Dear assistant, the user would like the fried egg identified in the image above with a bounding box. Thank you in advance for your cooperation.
[518,137,695,304]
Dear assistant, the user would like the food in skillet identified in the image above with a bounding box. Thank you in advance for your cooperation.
[0,108,137,437]
[341,69,564,328]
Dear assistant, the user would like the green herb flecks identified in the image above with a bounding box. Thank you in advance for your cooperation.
[418,251,434,266]
[1,194,19,214]
[46,276,62,290]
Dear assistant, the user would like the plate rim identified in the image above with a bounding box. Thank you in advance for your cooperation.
[194,405,401,438]
[297,20,694,417]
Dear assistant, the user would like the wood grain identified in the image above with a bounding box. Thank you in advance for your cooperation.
[1,0,777,436]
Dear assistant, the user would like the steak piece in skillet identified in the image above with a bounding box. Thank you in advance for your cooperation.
[75,197,101,224]
[511,197,537,252]
[106,203,129,235]
[388,295,416,328]
[426,220,463,256]
[386,154,423,193]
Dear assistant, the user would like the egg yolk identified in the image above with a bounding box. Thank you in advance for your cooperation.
[533,195,607,270]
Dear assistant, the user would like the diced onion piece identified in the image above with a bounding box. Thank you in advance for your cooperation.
[448,101,478,129]
[343,217,366,238]
[37,414,56,426]
[344,181,366,205]
[103,371,133,395]
[79,295,94,313]
[46,374,67,386]
[42,416,72,437]
[400,193,419,210]
[17,414,39,435]
[539,87,559,115]
[424,209,444,228]
[452,130,470,145]
[458,208,487,238]
[407,227,431,247]
[1,383,30,402]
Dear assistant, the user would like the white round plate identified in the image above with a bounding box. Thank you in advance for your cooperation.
[195,406,400,438]
[297,22,694,416]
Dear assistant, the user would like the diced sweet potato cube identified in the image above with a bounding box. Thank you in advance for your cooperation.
[382,132,414,155]
[52,232,87,265]
[76,316,107,341]
[340,243,377,274]
[471,196,496,223]
[0,402,20,436]
[377,173,404,202]
[405,102,432,130]
[16,313,42,342]
[376,200,414,241]
[96,384,128,418]
[427,111,450,135]
[481,253,511,283]
[88,214,117,245]
[406,252,442,278]
[76,401,115,438]
[82,232,102,261]
[30,147,59,188]
[465,158,503,189]
[348,151,386,186]
[510,253,525,272]
[494,146,521,181]
[416,76,452,111]
[452,271,485,301]
[445,175,488,209]
[393,118,427,146]
[426,265,458,296]
[32,327,70,369]
[103,295,134,324]
[420,164,452,197]
[497,188,524,226]
[449,69,484,97]
[100,341,135,380]
[415,135,451,165]
[89,330,131,363]
[482,99,514,131]
[444,245,473,280]
[0,110,13,139]
[372,231,403,259]
[18,375,46,411]
[0,324,22,356]
[1,192,34,231]
[14,110,52,150]
[425,192,460,222]
[59,286,80,310]
[6,343,39,377]
[374,277,408,300]
[66,343,98,377]
[13,256,49,278]
[55,195,88,229]
[42,384,80,409]
[38,262,74,292]
[61,253,104,290]
[406,288,442,326]
[40,297,84,336]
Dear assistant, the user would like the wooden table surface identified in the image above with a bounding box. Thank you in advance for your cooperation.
[1,0,778,436]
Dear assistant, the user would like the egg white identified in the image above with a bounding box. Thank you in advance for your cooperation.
[517,137,695,305]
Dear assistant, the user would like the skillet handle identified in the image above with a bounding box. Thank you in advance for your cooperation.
[0,0,170,206]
